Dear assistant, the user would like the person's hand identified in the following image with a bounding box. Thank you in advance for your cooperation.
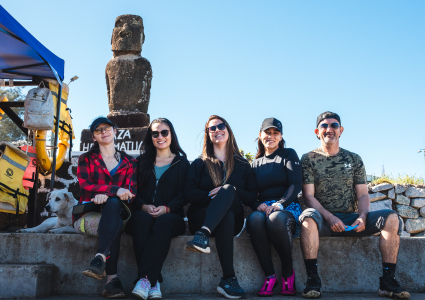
[142,204,156,214]
[257,203,268,212]
[265,203,282,217]
[117,188,134,201]
[351,215,366,232]
[91,194,108,204]
[150,206,168,218]
[209,187,222,199]
[327,215,346,232]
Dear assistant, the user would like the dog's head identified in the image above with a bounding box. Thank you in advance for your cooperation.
[45,190,75,213]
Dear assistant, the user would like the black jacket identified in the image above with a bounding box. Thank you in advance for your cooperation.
[184,155,257,217]
[134,154,190,218]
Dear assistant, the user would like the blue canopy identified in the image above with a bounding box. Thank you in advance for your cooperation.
[0,5,64,82]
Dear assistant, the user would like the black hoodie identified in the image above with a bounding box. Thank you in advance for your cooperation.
[184,155,257,218]
[134,154,190,218]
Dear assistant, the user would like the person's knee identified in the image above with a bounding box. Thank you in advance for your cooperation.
[131,210,154,227]
[221,184,236,197]
[247,211,265,226]
[103,197,121,211]
[268,210,292,226]
[301,217,318,232]
[383,213,400,233]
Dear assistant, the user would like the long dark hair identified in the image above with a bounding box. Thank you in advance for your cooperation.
[138,118,186,185]
[255,134,285,159]
[202,115,242,187]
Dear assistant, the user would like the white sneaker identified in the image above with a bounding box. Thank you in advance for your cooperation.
[132,278,151,299]
[148,281,162,299]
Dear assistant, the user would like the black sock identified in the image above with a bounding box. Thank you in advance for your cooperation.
[383,263,396,277]
[305,259,318,275]
[198,227,211,238]
[222,273,236,280]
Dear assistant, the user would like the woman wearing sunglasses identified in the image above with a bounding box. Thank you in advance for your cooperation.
[76,117,137,299]
[185,115,257,299]
[247,117,303,296]
[129,118,190,299]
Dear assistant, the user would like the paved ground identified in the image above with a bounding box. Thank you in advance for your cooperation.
[32,293,425,300]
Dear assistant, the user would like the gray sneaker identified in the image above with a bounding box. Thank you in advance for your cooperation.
[82,255,106,280]
[102,277,126,299]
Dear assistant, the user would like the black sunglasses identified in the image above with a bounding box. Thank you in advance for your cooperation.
[151,130,169,138]
[208,122,226,132]
[319,123,340,130]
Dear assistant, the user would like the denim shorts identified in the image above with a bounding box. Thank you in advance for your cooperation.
[298,208,402,237]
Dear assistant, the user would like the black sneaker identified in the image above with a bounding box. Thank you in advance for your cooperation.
[378,276,410,299]
[217,277,246,299]
[302,273,321,298]
[102,277,126,299]
[185,231,210,253]
[82,255,106,280]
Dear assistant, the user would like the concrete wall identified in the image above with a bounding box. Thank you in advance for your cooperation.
[1,233,425,295]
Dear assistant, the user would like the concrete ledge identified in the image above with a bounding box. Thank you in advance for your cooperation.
[0,263,58,298]
[0,234,424,296]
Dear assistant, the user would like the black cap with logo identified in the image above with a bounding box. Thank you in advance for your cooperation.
[316,111,341,128]
[89,117,114,133]
[260,117,282,133]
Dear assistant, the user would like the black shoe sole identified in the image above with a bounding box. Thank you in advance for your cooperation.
[217,286,246,299]
[302,290,321,298]
[102,290,126,299]
[185,243,210,253]
[82,269,106,280]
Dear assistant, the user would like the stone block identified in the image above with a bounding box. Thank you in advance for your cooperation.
[420,207,425,218]
[397,205,419,219]
[400,231,411,237]
[395,195,411,205]
[394,184,407,194]
[370,200,392,212]
[411,198,425,209]
[405,218,425,234]
[0,264,58,298]
[413,231,425,237]
[370,183,393,193]
[388,188,395,200]
[369,192,386,202]
[107,111,150,128]
[405,187,425,198]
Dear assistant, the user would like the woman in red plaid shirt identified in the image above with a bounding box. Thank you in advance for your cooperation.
[76,117,137,299]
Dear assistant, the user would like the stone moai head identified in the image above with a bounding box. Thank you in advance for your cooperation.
[111,14,145,52]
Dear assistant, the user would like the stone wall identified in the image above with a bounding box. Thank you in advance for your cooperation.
[368,182,425,236]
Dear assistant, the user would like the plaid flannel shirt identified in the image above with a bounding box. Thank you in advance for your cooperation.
[76,151,138,206]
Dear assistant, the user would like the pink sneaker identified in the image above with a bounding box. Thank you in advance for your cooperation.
[257,276,277,297]
[281,270,296,295]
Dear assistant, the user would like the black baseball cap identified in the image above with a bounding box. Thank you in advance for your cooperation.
[316,111,341,128]
[260,117,282,133]
[90,117,114,133]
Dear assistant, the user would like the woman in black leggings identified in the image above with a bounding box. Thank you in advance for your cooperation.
[128,118,189,299]
[247,117,303,296]
[76,117,137,299]
[185,115,257,299]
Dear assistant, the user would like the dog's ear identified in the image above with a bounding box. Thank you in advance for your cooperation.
[46,192,51,202]
[64,192,74,201]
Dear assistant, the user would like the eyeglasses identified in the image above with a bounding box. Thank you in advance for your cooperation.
[151,130,169,138]
[208,123,226,132]
[93,125,112,135]
[319,123,340,130]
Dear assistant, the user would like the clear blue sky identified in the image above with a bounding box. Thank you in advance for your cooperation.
[4,1,425,177]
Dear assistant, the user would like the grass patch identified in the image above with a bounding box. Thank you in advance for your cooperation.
[371,174,425,185]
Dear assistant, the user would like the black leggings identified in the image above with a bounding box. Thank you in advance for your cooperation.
[97,197,125,275]
[126,210,186,286]
[246,210,296,278]
[187,184,244,277]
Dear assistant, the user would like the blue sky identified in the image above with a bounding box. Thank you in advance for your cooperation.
[3,1,425,177]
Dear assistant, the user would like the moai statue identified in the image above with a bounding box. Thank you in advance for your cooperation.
[106,14,152,127]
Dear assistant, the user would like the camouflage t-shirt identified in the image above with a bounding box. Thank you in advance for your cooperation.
[301,147,367,213]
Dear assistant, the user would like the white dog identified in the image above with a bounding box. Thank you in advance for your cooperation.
[18,189,78,234]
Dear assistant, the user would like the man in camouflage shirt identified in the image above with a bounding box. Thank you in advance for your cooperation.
[298,112,409,299]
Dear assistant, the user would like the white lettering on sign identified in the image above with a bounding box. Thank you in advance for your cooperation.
[117,129,131,140]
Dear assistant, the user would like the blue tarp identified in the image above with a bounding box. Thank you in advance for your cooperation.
[0,5,64,82]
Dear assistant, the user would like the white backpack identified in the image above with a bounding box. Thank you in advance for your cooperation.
[24,86,54,130]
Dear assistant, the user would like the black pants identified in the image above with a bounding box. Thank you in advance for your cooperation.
[126,210,186,286]
[246,210,296,278]
[187,184,244,277]
[97,197,125,275]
